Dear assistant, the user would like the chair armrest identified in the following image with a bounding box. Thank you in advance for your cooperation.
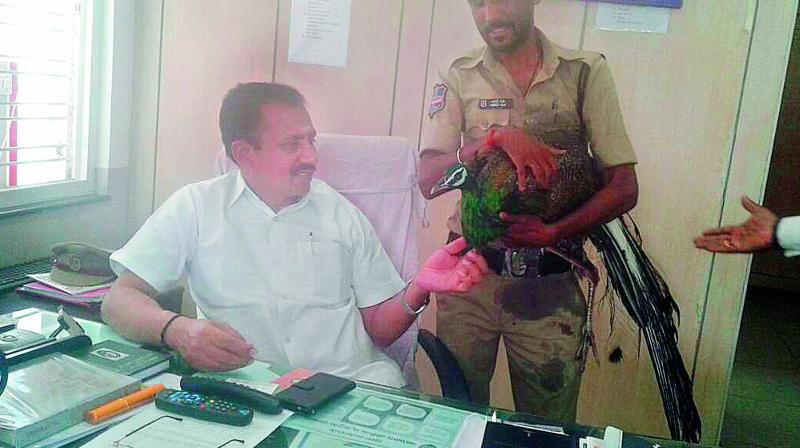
[417,328,471,402]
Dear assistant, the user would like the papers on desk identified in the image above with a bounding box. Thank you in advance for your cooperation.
[82,372,292,448]
[82,405,292,448]
[18,273,112,307]
[22,374,183,448]
[27,273,113,296]
[0,354,141,447]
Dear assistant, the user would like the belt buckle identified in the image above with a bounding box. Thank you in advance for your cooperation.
[505,249,528,278]
[502,248,544,278]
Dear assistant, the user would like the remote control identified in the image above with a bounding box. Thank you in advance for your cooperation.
[155,389,254,426]
[180,376,283,415]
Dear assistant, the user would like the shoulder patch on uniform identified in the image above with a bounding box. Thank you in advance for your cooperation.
[428,84,448,119]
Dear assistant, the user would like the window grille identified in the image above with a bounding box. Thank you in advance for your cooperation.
[0,0,86,192]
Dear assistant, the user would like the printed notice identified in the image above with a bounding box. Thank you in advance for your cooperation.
[288,0,352,67]
[595,3,671,33]
[282,388,471,448]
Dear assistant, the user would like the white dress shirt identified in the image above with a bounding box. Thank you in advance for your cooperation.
[111,171,407,387]
[776,215,800,257]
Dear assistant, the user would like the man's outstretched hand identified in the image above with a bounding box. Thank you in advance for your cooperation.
[415,237,488,294]
[694,196,778,253]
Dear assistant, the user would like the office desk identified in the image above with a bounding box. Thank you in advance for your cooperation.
[0,299,711,448]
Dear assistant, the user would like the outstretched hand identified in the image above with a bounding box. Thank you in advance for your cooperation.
[481,127,564,192]
[415,237,489,294]
[693,196,778,253]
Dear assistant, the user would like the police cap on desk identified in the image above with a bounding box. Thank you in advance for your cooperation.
[50,243,116,286]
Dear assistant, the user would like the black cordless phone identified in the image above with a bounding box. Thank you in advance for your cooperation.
[179,376,283,414]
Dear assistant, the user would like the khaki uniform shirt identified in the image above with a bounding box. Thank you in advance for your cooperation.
[420,28,636,234]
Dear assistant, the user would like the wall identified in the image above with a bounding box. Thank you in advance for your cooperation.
[128,0,797,443]
[750,8,800,291]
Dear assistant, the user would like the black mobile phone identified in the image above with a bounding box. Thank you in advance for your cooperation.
[274,372,355,414]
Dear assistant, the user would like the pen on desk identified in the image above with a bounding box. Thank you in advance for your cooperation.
[309,231,314,255]
[85,384,166,424]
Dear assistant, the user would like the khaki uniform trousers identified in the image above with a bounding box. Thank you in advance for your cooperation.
[436,269,586,423]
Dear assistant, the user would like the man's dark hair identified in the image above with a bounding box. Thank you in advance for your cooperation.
[219,82,306,159]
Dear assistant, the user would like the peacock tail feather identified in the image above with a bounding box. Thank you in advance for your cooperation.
[588,218,701,443]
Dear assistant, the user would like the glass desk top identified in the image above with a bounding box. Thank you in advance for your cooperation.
[0,306,711,448]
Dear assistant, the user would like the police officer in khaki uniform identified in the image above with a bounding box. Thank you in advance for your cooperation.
[418,0,639,422]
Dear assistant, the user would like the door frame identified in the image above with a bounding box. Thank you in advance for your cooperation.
[692,0,799,444]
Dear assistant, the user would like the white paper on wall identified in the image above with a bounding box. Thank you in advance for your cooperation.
[595,3,671,34]
[288,0,353,67]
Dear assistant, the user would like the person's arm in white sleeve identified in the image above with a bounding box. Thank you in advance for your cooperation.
[340,204,488,348]
[102,187,255,371]
[776,216,800,257]
[103,271,256,371]
[359,237,488,347]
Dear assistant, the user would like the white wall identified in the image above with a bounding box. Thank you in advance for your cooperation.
[127,0,798,443]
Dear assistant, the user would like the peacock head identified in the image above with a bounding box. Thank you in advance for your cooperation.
[430,163,474,198]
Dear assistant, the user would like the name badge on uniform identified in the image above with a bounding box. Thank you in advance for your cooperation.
[479,98,513,110]
[428,84,448,118]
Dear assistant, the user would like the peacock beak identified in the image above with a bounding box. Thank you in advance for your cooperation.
[430,179,453,198]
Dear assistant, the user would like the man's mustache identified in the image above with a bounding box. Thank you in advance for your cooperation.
[481,21,515,34]
[292,164,316,175]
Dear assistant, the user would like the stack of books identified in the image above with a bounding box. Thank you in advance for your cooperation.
[0,353,141,447]
[15,272,112,307]
[69,340,172,380]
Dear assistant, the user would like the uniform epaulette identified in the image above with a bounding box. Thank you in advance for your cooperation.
[449,46,485,70]
[556,46,606,66]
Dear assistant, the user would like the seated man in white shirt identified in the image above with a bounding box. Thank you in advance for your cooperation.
[102,82,488,387]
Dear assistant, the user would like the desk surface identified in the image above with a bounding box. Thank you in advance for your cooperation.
[0,291,710,448]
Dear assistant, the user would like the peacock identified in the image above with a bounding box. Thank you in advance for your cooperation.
[431,147,702,443]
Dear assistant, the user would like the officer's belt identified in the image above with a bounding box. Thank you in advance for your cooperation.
[447,232,576,279]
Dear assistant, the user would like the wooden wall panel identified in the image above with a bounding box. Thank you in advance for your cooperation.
[155,0,277,204]
[128,0,162,233]
[695,2,799,443]
[576,0,755,437]
[273,0,402,135]
[750,10,800,291]
[390,0,434,143]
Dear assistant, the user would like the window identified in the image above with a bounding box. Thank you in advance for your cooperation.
[0,0,100,211]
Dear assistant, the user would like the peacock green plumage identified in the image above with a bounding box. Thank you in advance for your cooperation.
[434,145,599,249]
[432,148,702,443]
